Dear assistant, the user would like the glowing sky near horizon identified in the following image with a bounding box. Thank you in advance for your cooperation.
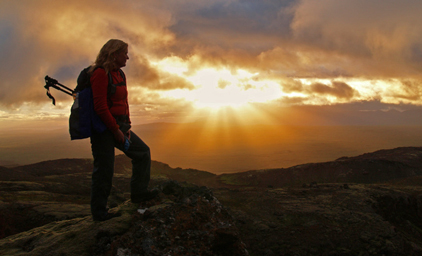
[1,0,422,124]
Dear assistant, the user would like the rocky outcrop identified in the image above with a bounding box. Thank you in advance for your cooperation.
[0,180,248,256]
[215,184,422,256]
[99,181,248,256]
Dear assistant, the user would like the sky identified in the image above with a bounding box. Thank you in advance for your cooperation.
[1,0,422,126]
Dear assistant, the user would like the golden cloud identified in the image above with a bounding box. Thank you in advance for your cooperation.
[2,0,422,123]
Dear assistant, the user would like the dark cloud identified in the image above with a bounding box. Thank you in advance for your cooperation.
[169,0,294,53]
[280,79,303,93]
[218,80,230,89]
[391,79,422,101]
[310,81,358,99]
[290,0,422,76]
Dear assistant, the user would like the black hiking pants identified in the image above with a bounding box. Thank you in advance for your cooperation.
[90,129,151,219]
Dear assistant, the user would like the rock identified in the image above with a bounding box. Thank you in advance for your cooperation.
[256,223,270,231]
[106,180,248,256]
[409,241,422,252]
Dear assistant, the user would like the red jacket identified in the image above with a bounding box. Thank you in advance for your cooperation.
[90,68,130,132]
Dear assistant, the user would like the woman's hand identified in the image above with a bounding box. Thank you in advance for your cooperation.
[113,129,125,144]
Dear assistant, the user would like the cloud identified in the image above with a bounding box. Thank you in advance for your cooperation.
[390,79,422,101]
[290,0,422,76]
[127,89,196,123]
[127,55,195,90]
[168,0,294,53]
[1,0,422,122]
[310,81,358,99]
[0,0,175,106]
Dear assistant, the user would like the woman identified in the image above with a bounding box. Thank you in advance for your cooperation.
[89,39,158,221]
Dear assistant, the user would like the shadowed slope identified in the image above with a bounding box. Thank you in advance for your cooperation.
[218,147,422,187]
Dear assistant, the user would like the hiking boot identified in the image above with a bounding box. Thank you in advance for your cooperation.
[131,188,160,203]
[93,211,122,222]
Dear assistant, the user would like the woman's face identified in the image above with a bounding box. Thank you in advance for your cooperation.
[115,48,129,68]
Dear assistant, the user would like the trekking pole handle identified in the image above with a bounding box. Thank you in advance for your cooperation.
[45,76,74,94]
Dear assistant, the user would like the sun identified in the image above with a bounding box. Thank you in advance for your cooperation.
[153,56,284,110]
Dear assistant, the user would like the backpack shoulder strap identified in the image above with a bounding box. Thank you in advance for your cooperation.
[118,69,126,82]
[107,69,126,95]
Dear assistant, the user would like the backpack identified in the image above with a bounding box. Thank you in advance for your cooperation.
[69,66,126,140]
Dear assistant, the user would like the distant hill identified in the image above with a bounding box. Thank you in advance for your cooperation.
[0,166,27,181]
[6,158,93,179]
[0,160,19,168]
[218,147,422,187]
[2,147,422,188]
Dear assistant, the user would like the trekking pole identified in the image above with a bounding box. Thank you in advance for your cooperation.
[44,76,75,105]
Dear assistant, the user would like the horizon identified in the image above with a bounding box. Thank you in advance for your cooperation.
[1,121,422,174]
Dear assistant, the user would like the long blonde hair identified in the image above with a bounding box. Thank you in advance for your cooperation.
[89,39,128,74]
